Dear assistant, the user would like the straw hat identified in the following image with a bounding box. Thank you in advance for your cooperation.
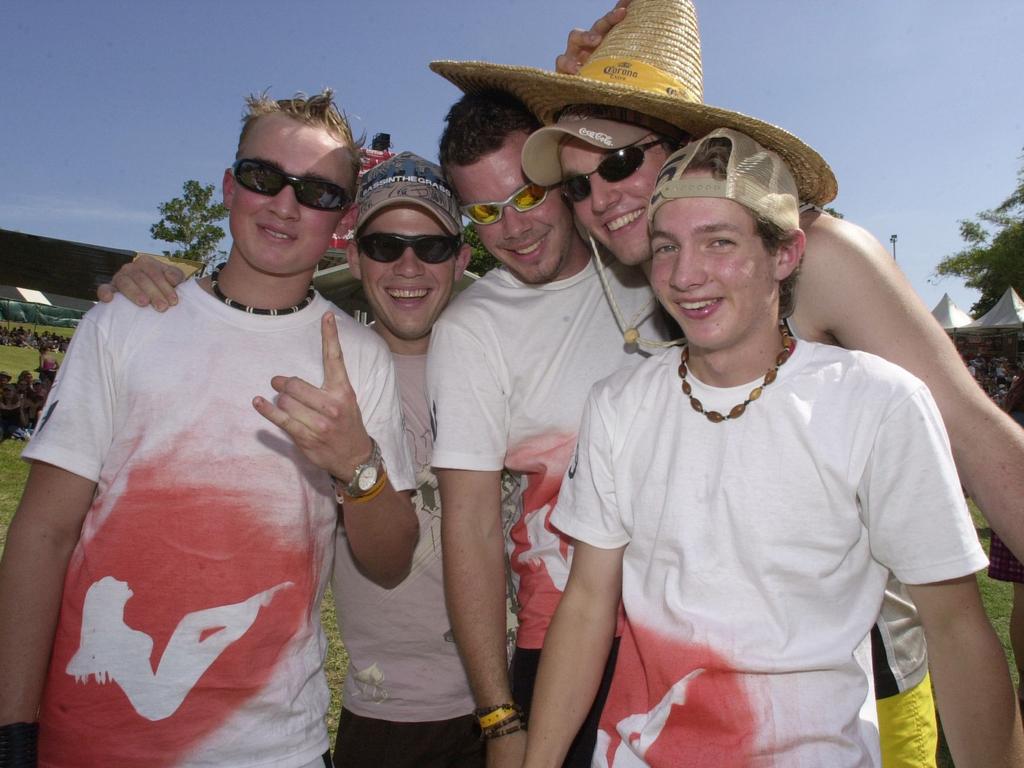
[430,0,837,205]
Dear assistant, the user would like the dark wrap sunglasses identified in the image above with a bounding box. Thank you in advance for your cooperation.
[561,138,671,203]
[357,233,462,264]
[232,158,351,211]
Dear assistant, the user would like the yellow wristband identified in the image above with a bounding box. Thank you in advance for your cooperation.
[477,705,519,730]
[344,469,387,504]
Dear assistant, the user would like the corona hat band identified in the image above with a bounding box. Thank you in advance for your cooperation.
[429,0,836,205]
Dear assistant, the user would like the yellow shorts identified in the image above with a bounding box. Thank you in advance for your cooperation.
[877,672,938,768]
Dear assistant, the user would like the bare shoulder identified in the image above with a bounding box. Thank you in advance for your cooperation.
[792,211,998,433]
[794,211,933,352]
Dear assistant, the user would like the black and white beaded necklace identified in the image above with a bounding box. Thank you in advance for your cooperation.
[209,265,315,316]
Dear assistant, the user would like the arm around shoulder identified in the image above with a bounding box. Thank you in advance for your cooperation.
[797,212,1024,558]
[96,253,186,311]
[0,462,96,723]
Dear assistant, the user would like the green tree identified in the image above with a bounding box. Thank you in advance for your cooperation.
[935,152,1024,315]
[463,224,501,276]
[150,180,229,266]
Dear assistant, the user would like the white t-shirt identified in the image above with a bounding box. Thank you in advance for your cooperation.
[428,258,665,648]
[553,340,985,767]
[25,280,414,768]
[333,352,476,721]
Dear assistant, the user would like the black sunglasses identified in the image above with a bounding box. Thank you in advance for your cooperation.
[232,158,350,211]
[561,138,670,203]
[357,233,461,264]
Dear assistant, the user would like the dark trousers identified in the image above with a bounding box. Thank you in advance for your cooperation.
[332,708,484,768]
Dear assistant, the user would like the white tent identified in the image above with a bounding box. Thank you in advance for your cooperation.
[931,293,974,329]
[968,287,1024,330]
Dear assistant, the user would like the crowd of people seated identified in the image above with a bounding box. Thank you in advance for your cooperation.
[0,369,50,441]
[0,326,69,353]
[0,326,63,441]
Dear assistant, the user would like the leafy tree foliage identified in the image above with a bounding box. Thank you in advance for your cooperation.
[463,224,501,276]
[936,153,1024,315]
[150,180,229,266]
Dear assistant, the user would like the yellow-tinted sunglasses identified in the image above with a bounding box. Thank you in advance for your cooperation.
[460,182,549,225]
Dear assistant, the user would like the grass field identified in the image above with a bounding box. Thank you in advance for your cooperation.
[0,321,71,379]
[0,436,1015,762]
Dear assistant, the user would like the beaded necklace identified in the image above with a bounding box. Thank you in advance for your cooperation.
[209,265,315,316]
[678,324,795,423]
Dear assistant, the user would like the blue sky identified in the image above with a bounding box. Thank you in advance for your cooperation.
[3,1,1021,315]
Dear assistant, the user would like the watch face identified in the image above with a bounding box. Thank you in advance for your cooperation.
[356,467,379,492]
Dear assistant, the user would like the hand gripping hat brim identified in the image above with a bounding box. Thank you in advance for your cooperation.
[429,0,836,206]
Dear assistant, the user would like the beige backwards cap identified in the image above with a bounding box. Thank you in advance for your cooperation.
[649,128,800,230]
[430,0,836,206]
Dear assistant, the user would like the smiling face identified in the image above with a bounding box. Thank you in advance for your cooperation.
[447,131,589,285]
[649,188,802,386]
[349,205,470,356]
[559,132,672,267]
[220,112,355,306]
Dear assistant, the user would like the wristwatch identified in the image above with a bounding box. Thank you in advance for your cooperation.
[343,438,385,499]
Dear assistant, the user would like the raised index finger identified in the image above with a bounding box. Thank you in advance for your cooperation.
[320,312,352,392]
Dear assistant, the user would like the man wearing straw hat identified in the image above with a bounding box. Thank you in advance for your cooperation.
[430,0,1024,763]
[521,127,1022,768]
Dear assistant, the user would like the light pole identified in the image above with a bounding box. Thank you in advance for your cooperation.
[890,234,897,261]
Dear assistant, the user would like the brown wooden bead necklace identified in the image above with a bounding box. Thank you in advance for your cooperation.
[678,324,796,423]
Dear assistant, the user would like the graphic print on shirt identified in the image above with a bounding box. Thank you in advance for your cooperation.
[38,449,322,767]
[66,576,293,721]
[597,619,760,767]
[504,433,576,648]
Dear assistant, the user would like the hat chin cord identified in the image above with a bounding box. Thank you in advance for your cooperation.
[588,234,684,350]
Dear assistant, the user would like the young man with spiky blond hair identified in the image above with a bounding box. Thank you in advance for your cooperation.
[0,90,417,767]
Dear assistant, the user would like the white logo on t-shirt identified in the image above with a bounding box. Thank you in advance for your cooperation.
[66,576,293,721]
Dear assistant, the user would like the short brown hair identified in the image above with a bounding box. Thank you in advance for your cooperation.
[238,89,363,194]
[438,90,541,194]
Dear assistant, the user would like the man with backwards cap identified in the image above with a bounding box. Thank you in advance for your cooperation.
[521,128,1022,768]
[433,1,1024,763]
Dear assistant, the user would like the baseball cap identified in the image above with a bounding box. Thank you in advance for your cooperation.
[521,105,685,186]
[649,128,799,231]
[356,152,462,235]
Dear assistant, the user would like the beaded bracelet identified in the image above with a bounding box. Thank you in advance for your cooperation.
[481,719,526,740]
